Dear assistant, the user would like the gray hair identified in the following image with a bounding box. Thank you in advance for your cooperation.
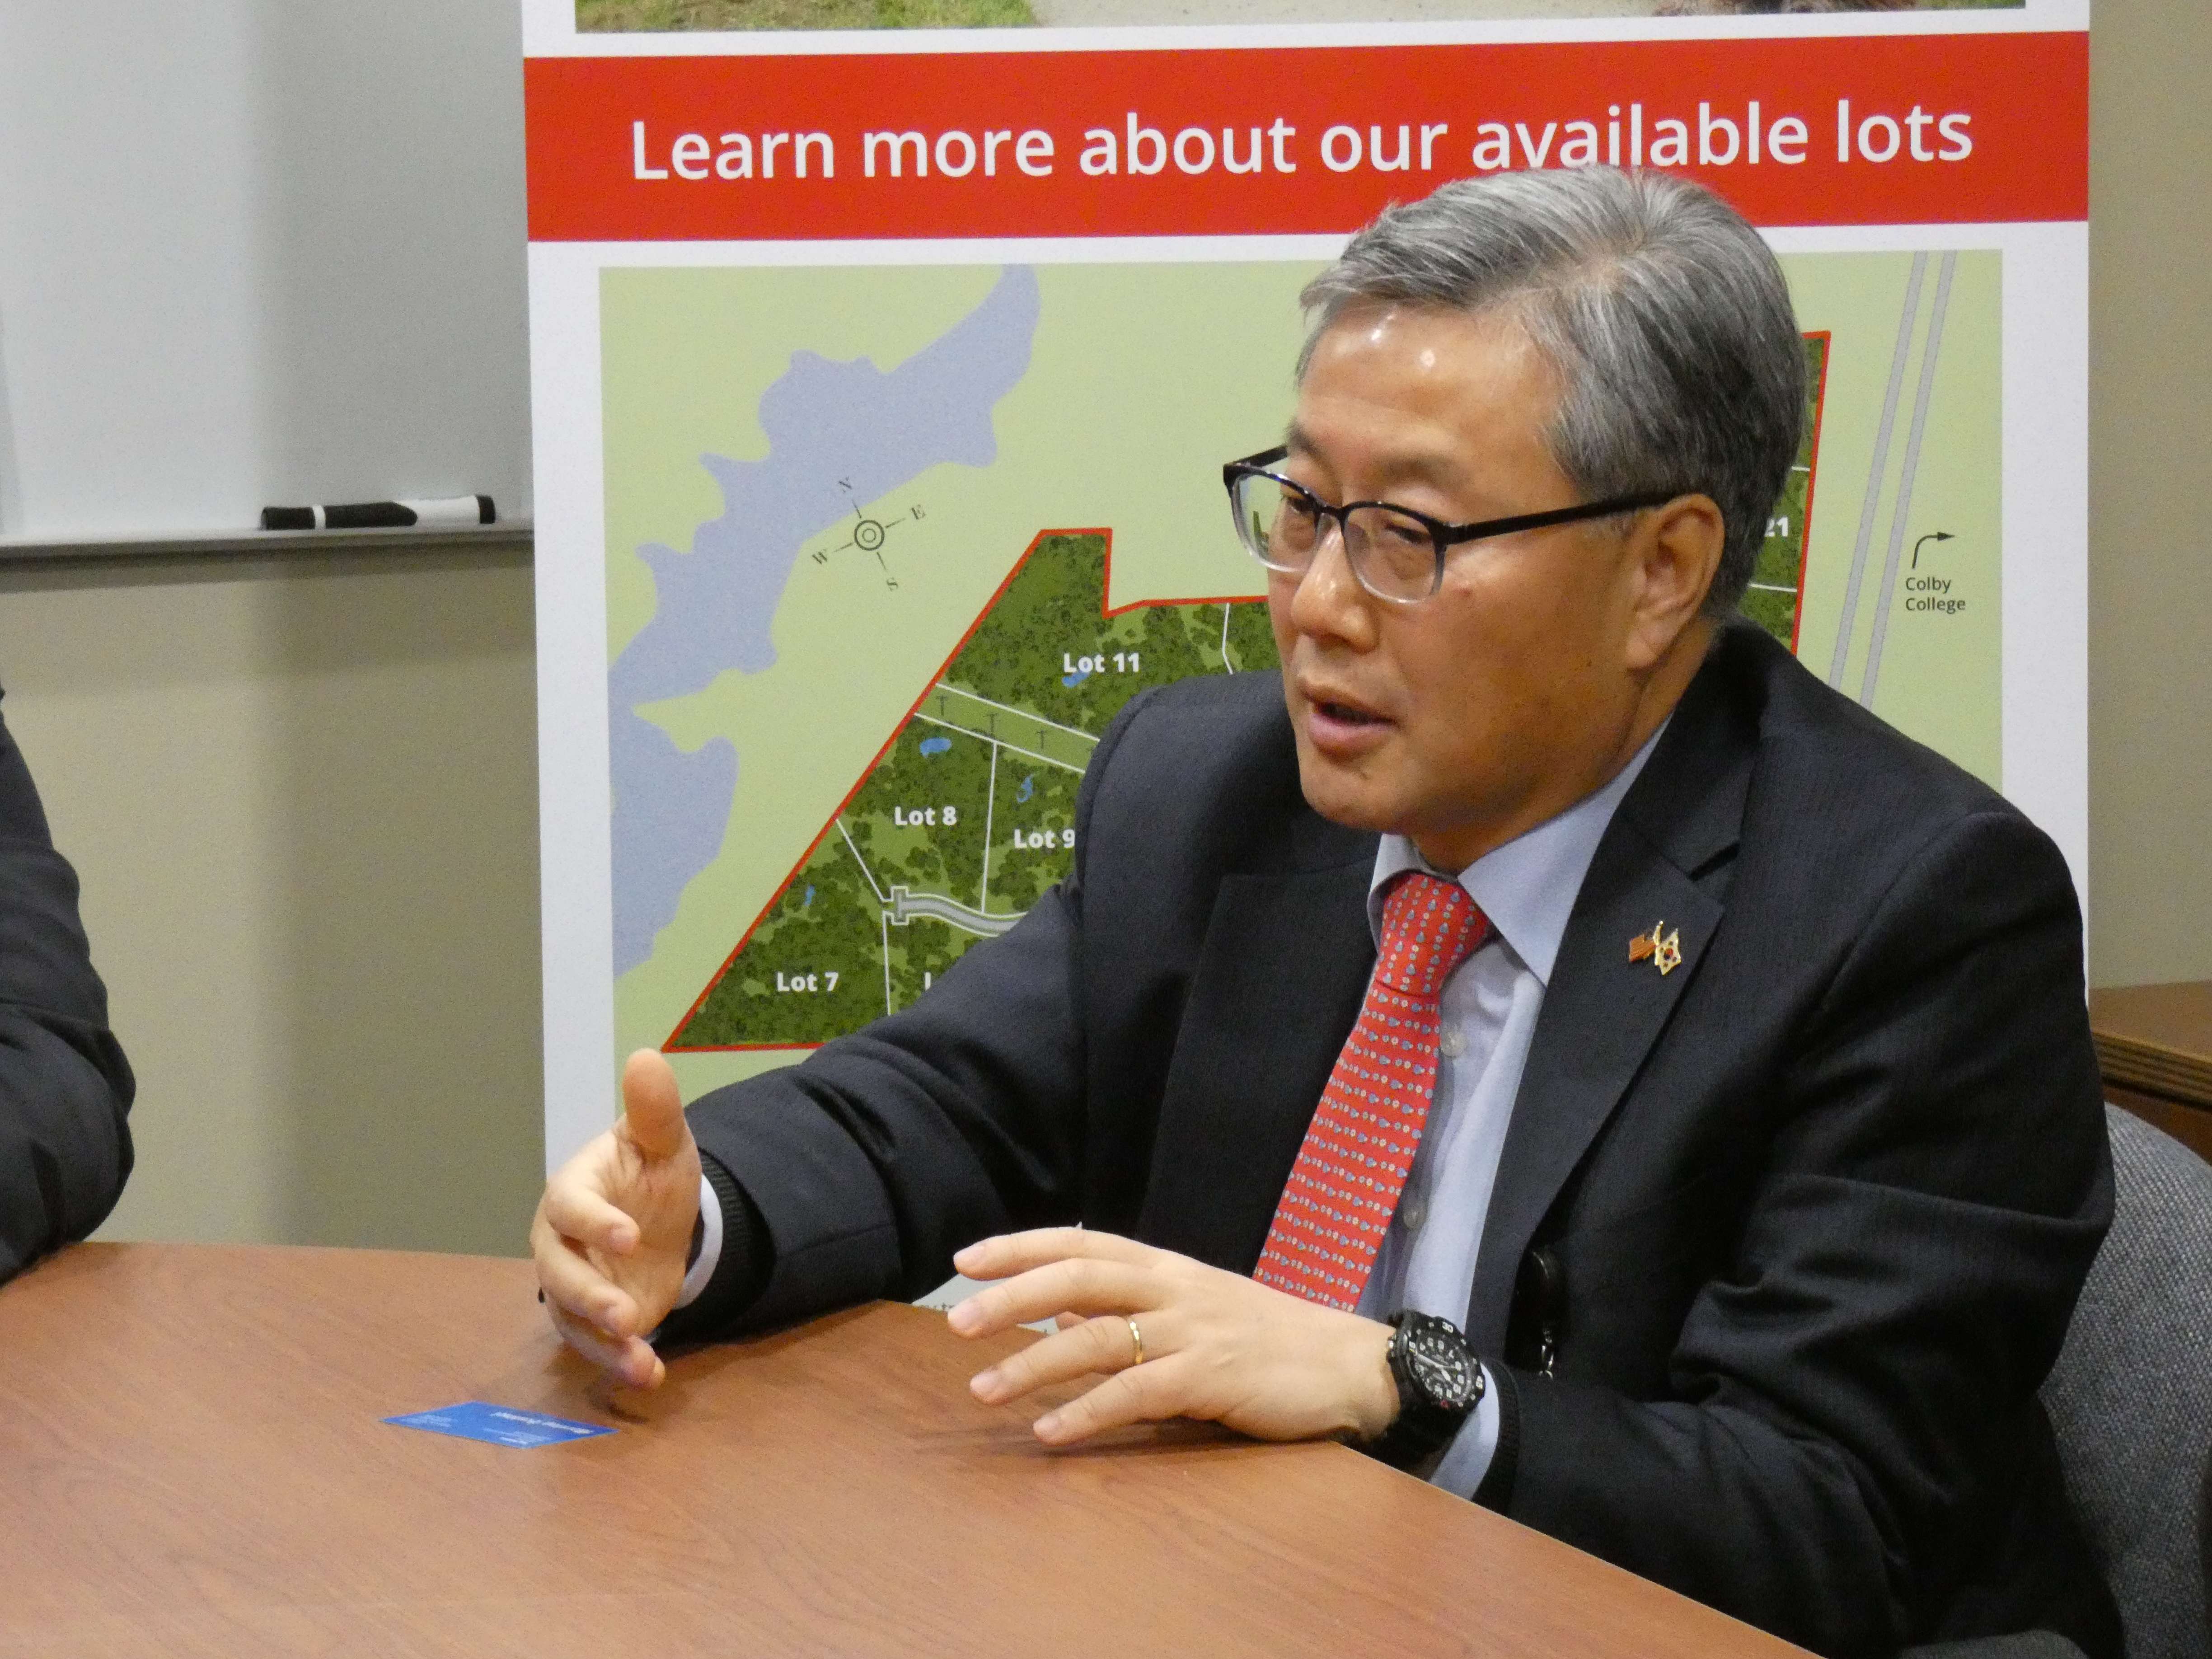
[1298,167,1804,617]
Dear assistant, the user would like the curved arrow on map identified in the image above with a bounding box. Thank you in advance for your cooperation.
[887,885,1022,938]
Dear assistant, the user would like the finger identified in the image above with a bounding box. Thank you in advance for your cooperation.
[971,1315,1144,1406]
[1032,1354,1190,1446]
[619,1048,690,1162]
[953,1227,1157,1280]
[1053,1312,1085,1332]
[545,1298,631,1370]
[546,1300,665,1390]
[533,1221,641,1339]
[541,1178,640,1256]
[947,1258,1152,1337]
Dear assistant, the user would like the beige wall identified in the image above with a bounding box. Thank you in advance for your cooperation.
[0,544,543,1256]
[2085,4,2212,988]
[0,5,2199,1258]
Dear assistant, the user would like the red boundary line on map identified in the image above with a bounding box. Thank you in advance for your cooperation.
[663,526,1265,1052]
[1790,330,1835,657]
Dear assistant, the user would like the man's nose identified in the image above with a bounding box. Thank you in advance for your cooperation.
[1284,517,1378,648]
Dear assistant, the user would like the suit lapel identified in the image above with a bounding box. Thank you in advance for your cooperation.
[1138,857,1375,1274]
[1463,640,1756,1352]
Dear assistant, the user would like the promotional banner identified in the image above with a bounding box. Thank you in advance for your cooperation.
[523,0,2089,1164]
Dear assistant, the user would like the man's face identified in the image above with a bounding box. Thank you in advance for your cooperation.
[1268,304,1657,871]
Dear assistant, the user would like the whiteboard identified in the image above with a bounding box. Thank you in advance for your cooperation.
[0,0,532,544]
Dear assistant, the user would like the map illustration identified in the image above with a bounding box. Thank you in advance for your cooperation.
[602,253,1996,1088]
[608,267,1040,982]
[670,534,1278,1045]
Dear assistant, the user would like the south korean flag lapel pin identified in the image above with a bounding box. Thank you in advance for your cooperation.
[1629,922,1683,976]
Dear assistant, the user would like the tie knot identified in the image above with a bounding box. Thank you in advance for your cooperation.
[1375,872,1488,998]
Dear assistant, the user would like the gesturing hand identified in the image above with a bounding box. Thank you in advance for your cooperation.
[529,1049,702,1390]
[947,1229,1400,1448]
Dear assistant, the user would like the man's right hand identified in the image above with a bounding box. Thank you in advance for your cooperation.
[530,1048,703,1390]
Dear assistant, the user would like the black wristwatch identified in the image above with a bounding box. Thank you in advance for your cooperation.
[1369,1310,1485,1472]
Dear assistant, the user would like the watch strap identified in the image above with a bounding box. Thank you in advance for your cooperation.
[1370,1311,1485,1472]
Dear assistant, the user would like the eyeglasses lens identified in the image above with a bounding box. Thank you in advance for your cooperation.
[1231,472,1313,570]
[1344,507,1438,601]
[1228,471,1439,604]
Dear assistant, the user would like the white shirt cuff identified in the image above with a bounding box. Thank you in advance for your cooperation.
[1428,1364,1502,1496]
[674,1172,722,1310]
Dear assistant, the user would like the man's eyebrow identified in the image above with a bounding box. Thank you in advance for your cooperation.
[1282,420,1462,487]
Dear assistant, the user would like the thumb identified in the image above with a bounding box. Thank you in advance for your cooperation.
[619,1048,690,1162]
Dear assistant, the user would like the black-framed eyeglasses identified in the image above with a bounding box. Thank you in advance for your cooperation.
[1222,445,1679,606]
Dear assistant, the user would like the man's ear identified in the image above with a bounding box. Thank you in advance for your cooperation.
[1623,493,1726,672]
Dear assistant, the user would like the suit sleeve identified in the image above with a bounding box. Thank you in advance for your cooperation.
[1491,810,2111,1658]
[672,690,1159,1335]
[0,703,136,1284]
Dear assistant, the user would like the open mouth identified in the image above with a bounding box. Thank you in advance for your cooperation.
[1300,687,1396,752]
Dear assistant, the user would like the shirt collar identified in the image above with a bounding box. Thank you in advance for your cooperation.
[1366,721,1667,988]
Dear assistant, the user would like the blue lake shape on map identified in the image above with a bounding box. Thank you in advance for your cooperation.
[918,736,951,757]
[1016,775,1034,803]
[1061,667,1090,688]
[609,267,1041,976]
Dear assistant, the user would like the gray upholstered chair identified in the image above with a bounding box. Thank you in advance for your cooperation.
[2037,1106,2212,1659]
[2202,1450,2212,1633]
[1910,1105,2212,1659]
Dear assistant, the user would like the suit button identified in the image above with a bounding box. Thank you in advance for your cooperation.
[1438,1026,1467,1059]
[1399,1193,1427,1233]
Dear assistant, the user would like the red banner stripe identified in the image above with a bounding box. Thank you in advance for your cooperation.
[525,33,2085,241]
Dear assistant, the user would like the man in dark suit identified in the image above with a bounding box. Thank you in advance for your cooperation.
[0,695,134,1284]
[532,167,2115,1657]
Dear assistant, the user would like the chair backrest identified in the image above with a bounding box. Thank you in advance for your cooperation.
[2203,1450,2212,1635]
[2042,1105,2212,1659]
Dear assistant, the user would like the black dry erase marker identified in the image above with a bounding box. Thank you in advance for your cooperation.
[261,495,496,531]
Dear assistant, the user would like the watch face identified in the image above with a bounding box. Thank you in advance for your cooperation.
[1404,1322,1478,1411]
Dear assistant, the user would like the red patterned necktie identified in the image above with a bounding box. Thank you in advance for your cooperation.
[1252,872,1489,1310]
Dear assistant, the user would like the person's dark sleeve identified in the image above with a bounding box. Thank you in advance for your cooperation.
[1481,811,2112,1658]
[0,701,135,1284]
[664,690,1158,1339]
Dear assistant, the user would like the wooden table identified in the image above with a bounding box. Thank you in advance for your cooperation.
[0,1245,1802,1659]
[2093,980,2212,1164]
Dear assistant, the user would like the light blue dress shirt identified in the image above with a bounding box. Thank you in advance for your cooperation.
[1354,727,1662,1496]
[683,725,1663,1499]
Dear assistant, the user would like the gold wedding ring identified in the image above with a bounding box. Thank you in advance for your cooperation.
[1126,1316,1145,1368]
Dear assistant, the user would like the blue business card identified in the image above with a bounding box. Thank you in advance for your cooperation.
[384,1401,614,1448]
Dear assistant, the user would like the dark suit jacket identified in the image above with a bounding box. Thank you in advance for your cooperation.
[0,695,134,1284]
[683,622,2117,1658]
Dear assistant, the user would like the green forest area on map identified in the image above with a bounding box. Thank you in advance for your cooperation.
[1740,335,1831,646]
[671,534,1279,1046]
[670,329,1825,1052]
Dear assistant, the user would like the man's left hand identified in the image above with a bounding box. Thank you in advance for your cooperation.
[948,1228,1399,1447]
